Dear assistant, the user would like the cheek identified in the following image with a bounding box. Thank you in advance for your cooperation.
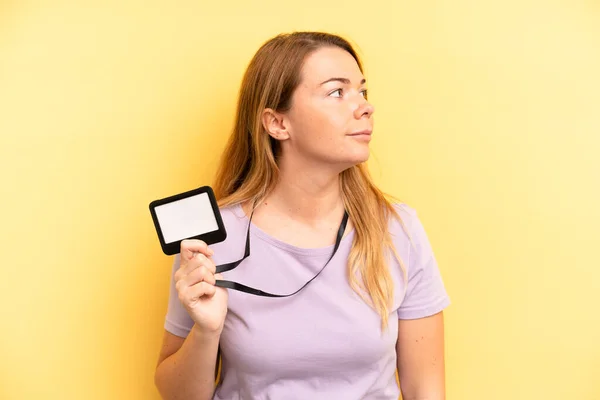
[291,103,347,141]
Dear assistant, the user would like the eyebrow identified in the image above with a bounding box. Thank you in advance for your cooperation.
[319,77,367,86]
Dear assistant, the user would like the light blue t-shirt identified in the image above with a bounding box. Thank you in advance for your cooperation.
[164,203,450,399]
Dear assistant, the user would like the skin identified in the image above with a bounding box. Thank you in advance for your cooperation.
[253,46,374,247]
[155,46,446,400]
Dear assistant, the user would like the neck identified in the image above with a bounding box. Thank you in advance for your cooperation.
[262,158,345,224]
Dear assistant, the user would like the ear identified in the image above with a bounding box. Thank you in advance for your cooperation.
[261,108,290,141]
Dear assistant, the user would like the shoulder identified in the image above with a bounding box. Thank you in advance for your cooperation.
[207,203,249,262]
[218,202,247,228]
[386,201,436,255]
[387,202,418,241]
[390,202,418,223]
[388,201,441,267]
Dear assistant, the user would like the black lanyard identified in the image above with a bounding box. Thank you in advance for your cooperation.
[213,209,349,297]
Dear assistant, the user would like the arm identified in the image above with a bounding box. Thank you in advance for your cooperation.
[154,326,220,400]
[396,311,446,400]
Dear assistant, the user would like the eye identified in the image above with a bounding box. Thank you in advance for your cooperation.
[329,89,343,98]
[360,89,368,99]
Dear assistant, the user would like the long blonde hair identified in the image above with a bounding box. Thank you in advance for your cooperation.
[213,32,409,329]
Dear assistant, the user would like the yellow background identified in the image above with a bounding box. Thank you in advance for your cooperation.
[1,1,599,399]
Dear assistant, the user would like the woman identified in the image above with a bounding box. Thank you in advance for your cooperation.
[154,31,450,400]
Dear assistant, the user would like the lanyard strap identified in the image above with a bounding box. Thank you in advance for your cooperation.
[213,210,349,297]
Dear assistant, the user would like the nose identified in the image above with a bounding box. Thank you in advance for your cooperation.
[353,98,374,120]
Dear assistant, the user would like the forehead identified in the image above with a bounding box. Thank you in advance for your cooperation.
[299,46,363,86]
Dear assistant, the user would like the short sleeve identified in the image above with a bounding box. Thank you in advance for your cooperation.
[164,253,195,337]
[397,206,450,320]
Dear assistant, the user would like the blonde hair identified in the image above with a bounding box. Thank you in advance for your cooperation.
[213,32,409,329]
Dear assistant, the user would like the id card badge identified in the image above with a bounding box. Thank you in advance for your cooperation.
[149,186,227,255]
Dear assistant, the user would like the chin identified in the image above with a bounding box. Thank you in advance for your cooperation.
[352,146,371,163]
[338,150,370,170]
[353,153,370,165]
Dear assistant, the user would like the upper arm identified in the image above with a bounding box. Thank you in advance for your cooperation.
[396,311,446,399]
[156,329,222,383]
[392,205,449,397]
[156,330,186,367]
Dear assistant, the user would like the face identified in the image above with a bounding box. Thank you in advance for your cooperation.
[266,46,375,171]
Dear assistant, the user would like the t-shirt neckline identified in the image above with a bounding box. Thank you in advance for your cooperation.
[234,203,355,257]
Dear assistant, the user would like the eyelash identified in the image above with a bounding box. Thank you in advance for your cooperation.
[329,88,369,99]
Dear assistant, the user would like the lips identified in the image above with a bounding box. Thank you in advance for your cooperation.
[348,129,373,136]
